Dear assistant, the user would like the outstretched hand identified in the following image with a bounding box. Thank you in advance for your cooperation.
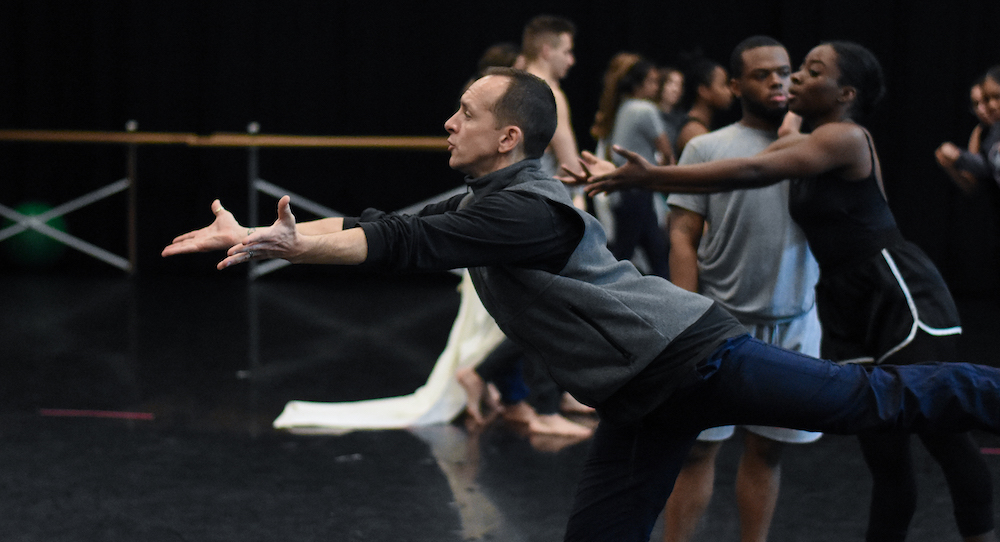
[161,199,246,257]
[557,151,616,186]
[217,195,301,270]
[584,145,655,197]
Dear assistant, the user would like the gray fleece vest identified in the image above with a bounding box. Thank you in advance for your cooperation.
[466,163,713,405]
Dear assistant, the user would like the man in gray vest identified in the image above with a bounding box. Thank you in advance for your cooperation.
[163,67,1000,542]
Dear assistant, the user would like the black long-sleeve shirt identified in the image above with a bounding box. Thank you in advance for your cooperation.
[345,188,584,273]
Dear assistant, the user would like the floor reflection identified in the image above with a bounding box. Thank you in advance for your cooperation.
[3,273,1000,541]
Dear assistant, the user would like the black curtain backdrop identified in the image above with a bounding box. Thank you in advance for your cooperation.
[1,0,999,291]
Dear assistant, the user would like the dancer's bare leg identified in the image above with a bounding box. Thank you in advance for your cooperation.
[485,383,503,414]
[456,367,488,425]
[664,440,722,542]
[736,432,784,542]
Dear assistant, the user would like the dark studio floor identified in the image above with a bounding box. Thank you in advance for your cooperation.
[3,270,1000,542]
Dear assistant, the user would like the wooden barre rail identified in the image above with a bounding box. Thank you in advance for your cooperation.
[0,129,196,145]
[0,129,449,150]
[198,133,448,149]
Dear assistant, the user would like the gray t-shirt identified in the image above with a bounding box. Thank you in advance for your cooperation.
[609,98,666,165]
[666,123,819,322]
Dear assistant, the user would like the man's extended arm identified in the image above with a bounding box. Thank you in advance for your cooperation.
[216,196,367,269]
[162,199,349,258]
[354,190,581,272]
[166,189,582,274]
[296,217,346,235]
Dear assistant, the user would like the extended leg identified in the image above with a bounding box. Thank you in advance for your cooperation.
[693,336,1000,435]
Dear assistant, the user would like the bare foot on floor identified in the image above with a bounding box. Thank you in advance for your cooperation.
[500,401,538,425]
[560,392,596,415]
[502,402,593,438]
[531,414,594,438]
[529,432,590,452]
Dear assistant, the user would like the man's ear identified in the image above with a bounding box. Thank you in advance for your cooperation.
[498,125,524,155]
[729,78,742,100]
[540,41,554,62]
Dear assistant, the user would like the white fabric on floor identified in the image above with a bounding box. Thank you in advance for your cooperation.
[273,270,505,431]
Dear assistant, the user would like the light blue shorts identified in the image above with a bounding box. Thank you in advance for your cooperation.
[697,305,823,444]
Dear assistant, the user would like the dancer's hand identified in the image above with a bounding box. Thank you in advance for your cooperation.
[161,200,247,257]
[585,146,656,197]
[218,195,302,269]
[557,151,616,186]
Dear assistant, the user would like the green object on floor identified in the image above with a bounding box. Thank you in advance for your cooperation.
[2,201,67,267]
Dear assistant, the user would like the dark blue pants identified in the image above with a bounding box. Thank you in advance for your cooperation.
[564,335,1000,542]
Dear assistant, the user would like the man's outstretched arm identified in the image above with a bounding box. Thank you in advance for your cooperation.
[162,196,367,270]
[165,190,579,273]
[162,198,348,258]
[217,195,367,269]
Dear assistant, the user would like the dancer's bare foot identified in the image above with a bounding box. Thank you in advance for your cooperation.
[456,367,487,425]
[531,414,594,438]
[529,433,590,452]
[502,402,593,438]
[501,401,538,425]
[560,392,596,415]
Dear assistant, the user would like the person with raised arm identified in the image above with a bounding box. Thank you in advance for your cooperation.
[573,42,997,542]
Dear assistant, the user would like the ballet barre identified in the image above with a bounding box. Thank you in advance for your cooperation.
[0,124,449,274]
